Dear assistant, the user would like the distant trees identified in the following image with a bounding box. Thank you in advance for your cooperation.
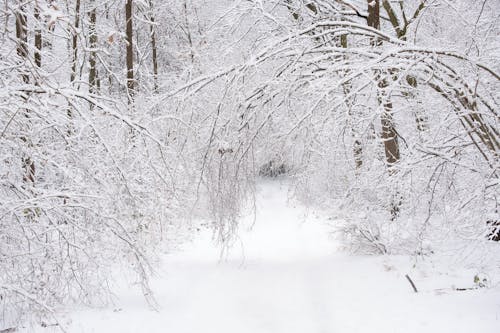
[171,0,498,252]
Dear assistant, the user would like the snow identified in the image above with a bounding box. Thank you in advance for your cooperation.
[19,181,500,333]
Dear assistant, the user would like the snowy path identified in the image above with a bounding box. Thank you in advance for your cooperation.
[30,182,499,333]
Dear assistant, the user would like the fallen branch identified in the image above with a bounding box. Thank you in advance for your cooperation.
[0,328,17,333]
[405,274,418,293]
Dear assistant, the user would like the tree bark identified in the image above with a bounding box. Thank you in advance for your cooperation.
[367,0,381,30]
[378,82,400,167]
[149,0,158,92]
[367,0,400,170]
[126,0,135,100]
[88,3,98,97]
[16,2,35,185]
[15,3,29,85]
[34,1,42,69]
[367,0,401,219]
[71,0,81,85]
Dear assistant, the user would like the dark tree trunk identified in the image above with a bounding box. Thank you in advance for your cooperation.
[367,0,380,29]
[126,0,135,100]
[378,79,400,167]
[88,3,98,97]
[15,4,29,84]
[367,0,401,219]
[149,0,158,92]
[70,0,81,85]
[16,3,35,185]
[367,0,400,170]
[34,2,42,69]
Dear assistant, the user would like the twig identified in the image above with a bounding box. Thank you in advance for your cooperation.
[405,274,418,293]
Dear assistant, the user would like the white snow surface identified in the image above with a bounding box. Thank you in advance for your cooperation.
[21,181,500,333]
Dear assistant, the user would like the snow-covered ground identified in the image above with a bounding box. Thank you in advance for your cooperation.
[20,181,500,333]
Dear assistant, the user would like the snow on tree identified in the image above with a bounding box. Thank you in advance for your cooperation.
[0,0,498,328]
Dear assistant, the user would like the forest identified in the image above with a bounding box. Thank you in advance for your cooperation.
[1,0,499,332]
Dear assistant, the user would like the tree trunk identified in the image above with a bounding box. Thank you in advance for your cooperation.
[88,3,98,98]
[367,0,401,218]
[367,0,400,169]
[34,2,42,69]
[71,0,81,85]
[15,3,29,85]
[126,0,135,100]
[16,3,35,185]
[149,0,158,92]
[367,0,380,30]
[377,79,400,167]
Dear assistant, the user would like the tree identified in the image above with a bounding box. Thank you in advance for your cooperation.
[1,0,498,327]
[126,0,135,100]
[149,0,159,92]
[88,1,98,98]
[165,0,498,252]
[70,0,81,85]
[367,0,400,171]
[1,0,188,325]
[367,0,401,218]
[15,2,35,186]
[34,1,42,69]
[15,1,29,85]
